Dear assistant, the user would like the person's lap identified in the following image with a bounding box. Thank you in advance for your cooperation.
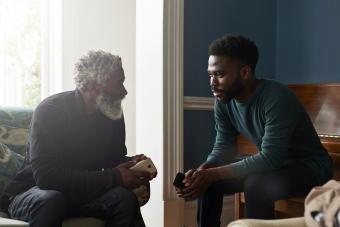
[211,161,319,201]
[9,186,144,227]
[198,161,321,226]
[9,186,69,227]
[243,161,319,201]
[242,161,319,218]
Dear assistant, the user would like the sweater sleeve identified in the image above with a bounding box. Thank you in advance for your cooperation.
[229,91,301,178]
[206,100,239,166]
[30,104,120,205]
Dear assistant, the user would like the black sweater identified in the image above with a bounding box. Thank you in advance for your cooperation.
[6,90,127,205]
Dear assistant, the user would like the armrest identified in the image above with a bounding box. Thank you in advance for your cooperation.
[0,217,28,226]
[227,217,306,227]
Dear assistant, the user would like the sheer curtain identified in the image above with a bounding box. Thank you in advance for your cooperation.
[0,0,62,107]
[41,0,62,101]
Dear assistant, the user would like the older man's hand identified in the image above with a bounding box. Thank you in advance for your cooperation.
[115,161,151,189]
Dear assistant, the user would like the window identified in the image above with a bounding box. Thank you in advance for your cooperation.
[0,0,61,108]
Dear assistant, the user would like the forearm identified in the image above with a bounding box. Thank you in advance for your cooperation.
[32,158,119,204]
[198,161,217,170]
[207,164,235,181]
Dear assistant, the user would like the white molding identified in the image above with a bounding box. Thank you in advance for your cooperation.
[164,0,184,201]
[184,96,214,111]
[163,0,185,226]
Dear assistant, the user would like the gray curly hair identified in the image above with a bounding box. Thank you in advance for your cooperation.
[74,50,122,90]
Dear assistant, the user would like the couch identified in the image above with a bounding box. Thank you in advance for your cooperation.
[227,217,307,227]
[228,180,340,227]
[0,107,104,226]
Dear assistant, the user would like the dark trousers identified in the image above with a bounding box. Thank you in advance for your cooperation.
[197,162,323,227]
[8,186,145,227]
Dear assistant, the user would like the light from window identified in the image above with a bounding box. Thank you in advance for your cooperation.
[0,0,41,107]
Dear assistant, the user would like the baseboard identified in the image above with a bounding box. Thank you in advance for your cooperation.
[164,199,185,227]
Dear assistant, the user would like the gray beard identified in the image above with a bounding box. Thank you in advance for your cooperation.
[96,94,123,120]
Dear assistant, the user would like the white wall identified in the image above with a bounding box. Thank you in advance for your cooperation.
[136,0,164,226]
[61,0,136,155]
[61,2,170,226]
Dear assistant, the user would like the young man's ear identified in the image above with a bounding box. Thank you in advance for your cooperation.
[240,65,252,80]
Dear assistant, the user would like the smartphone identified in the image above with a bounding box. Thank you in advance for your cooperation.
[173,172,185,189]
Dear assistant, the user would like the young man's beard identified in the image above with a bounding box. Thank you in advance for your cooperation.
[217,76,244,104]
[96,93,124,120]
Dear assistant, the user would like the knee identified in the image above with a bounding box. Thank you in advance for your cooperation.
[244,175,267,201]
[106,187,139,214]
[244,175,278,202]
[35,190,68,212]
[117,188,138,210]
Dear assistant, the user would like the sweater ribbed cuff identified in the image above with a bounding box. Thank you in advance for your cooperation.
[111,168,123,186]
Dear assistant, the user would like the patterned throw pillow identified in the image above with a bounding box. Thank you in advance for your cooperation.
[0,107,32,157]
[0,107,32,192]
[0,143,25,192]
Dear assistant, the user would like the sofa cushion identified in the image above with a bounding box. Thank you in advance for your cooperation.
[0,217,28,226]
[227,217,307,227]
[0,216,105,227]
[0,144,24,192]
[62,217,105,227]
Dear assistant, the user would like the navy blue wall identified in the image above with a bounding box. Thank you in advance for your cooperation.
[276,0,340,83]
[184,0,277,97]
[184,111,216,170]
[183,0,277,171]
[184,0,340,171]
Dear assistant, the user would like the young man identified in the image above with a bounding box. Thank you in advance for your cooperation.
[176,35,332,226]
[2,50,155,227]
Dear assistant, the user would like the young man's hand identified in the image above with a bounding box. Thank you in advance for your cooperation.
[177,168,216,200]
[175,164,235,200]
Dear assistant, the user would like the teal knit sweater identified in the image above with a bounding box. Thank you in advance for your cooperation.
[207,79,332,184]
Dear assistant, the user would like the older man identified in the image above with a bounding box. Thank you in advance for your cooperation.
[3,51,153,227]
